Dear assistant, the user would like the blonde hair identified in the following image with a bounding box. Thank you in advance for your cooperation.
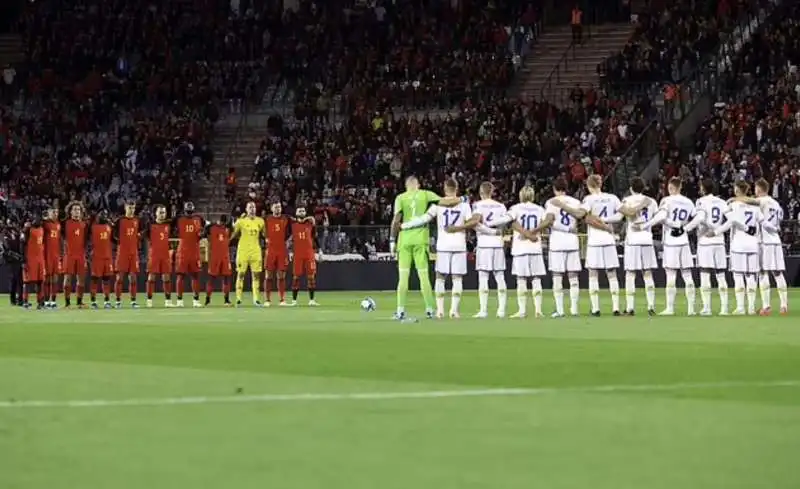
[587,174,602,189]
[479,181,494,197]
[519,186,535,203]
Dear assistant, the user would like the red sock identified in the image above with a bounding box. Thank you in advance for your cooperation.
[64,283,72,301]
[223,277,231,296]
[115,278,123,300]
[191,276,200,297]
[102,280,111,300]
[265,276,272,302]
[43,281,50,301]
[50,279,58,302]
[90,279,98,300]
[176,276,184,298]
[164,280,172,298]
[147,280,155,299]
[278,277,286,301]
[130,280,137,301]
[206,279,213,298]
[76,284,84,301]
[37,283,44,303]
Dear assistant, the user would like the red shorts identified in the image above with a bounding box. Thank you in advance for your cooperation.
[24,261,46,283]
[293,256,317,276]
[207,257,233,277]
[91,257,114,278]
[265,252,288,272]
[63,255,87,276]
[116,253,140,274]
[175,254,201,274]
[148,255,172,275]
[46,255,62,276]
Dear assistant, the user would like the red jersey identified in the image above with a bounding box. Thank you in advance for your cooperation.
[177,215,203,256]
[208,224,231,260]
[64,219,87,257]
[291,220,316,258]
[91,223,113,259]
[148,221,172,258]
[266,215,289,255]
[43,220,61,259]
[117,217,140,255]
[25,226,45,262]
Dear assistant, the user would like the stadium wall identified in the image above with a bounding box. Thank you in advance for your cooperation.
[1,258,800,293]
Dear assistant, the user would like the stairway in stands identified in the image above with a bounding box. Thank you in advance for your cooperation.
[514,23,633,105]
[0,33,23,71]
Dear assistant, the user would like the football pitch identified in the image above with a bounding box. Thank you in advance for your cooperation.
[2,290,800,489]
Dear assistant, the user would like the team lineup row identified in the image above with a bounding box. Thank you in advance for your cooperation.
[19,201,321,309]
[391,175,789,320]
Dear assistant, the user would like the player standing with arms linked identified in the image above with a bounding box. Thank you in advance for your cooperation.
[22,215,46,309]
[232,201,265,307]
[264,202,289,306]
[63,202,88,308]
[205,215,234,306]
[43,208,62,308]
[89,211,115,309]
[291,205,321,306]
[115,202,141,308]
[175,202,204,308]
[470,182,509,318]
[146,205,174,308]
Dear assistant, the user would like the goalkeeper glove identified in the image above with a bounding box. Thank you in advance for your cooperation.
[670,227,685,237]
[746,226,757,236]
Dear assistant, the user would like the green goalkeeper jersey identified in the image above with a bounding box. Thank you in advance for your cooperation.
[394,190,441,247]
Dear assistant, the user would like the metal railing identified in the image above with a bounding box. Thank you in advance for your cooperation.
[538,22,594,106]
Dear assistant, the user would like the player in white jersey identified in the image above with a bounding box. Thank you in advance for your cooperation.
[485,186,547,318]
[400,179,474,318]
[470,182,508,318]
[534,178,582,317]
[636,177,697,315]
[615,177,659,315]
[683,178,730,315]
[710,181,763,315]
[552,174,623,316]
[739,179,788,315]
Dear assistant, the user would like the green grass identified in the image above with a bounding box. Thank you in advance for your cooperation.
[1,290,800,489]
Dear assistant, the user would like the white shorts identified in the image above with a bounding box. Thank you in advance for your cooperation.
[475,247,506,272]
[548,250,582,274]
[435,251,468,276]
[730,252,760,274]
[760,244,785,272]
[624,244,657,271]
[585,244,619,270]
[696,244,727,270]
[512,254,547,277]
[662,244,694,270]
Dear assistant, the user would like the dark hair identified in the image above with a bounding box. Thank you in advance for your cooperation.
[630,177,645,194]
[700,178,715,195]
[553,177,568,192]
[444,178,459,191]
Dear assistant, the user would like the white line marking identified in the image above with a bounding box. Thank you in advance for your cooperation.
[2,380,799,409]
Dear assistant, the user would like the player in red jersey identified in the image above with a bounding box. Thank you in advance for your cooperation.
[290,205,321,306]
[89,211,115,309]
[146,205,174,308]
[204,214,233,306]
[63,201,88,308]
[264,202,290,306]
[43,208,62,308]
[22,215,47,309]
[175,201,204,308]
[115,202,141,308]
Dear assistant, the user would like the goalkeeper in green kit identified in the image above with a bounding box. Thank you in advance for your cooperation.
[390,176,463,321]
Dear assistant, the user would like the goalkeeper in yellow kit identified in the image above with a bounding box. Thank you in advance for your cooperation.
[231,201,266,307]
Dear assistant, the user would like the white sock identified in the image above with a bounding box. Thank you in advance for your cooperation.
[434,277,446,316]
[588,271,600,313]
[745,274,758,314]
[759,272,771,311]
[451,276,463,315]
[608,272,620,313]
[734,274,746,312]
[775,273,788,309]
[516,279,528,316]
[532,278,543,316]
[478,271,490,314]
[494,272,507,316]
[553,274,565,315]
[665,269,677,312]
[700,271,712,312]
[681,269,696,314]
[716,272,729,313]
[644,272,656,310]
[568,274,580,315]
[625,271,636,312]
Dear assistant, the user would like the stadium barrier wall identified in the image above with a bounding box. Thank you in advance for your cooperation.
[1,258,799,293]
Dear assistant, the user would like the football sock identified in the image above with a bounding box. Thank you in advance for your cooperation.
[277,276,285,301]
[759,272,771,309]
[643,272,656,309]
[42,282,50,303]
[568,274,579,315]
[532,278,543,316]
[588,271,600,313]
[608,272,620,312]
[775,273,788,309]
[223,278,231,302]
[236,273,245,302]
[36,282,44,304]
[64,283,72,305]
[115,277,123,301]
[478,271,490,314]
[418,267,435,312]
[745,274,758,314]
[665,269,677,312]
[192,276,200,300]
[76,284,84,305]
[734,274,746,311]
[90,279,98,302]
[265,275,272,302]
[494,271,507,316]
[308,276,316,300]
[681,269,695,315]
[434,277,446,315]
[176,276,184,300]
[102,280,111,301]
[22,285,29,304]
[163,280,172,300]
[451,276,462,314]
[716,272,729,312]
[700,272,712,311]
[516,279,528,316]
[146,279,155,299]
[50,279,57,302]
[252,272,261,302]
[625,271,636,311]
[129,280,137,302]
[396,267,410,314]
[206,280,213,300]
[552,274,565,315]
[292,277,301,301]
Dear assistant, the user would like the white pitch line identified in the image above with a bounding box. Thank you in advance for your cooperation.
[2,380,799,410]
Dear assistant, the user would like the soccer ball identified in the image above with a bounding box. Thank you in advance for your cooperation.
[361,297,376,312]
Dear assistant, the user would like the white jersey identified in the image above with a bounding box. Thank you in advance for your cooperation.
[545,196,581,251]
[507,202,546,256]
[581,192,621,246]
[694,194,728,246]
[726,202,763,253]
[757,195,783,245]
[659,194,695,246]
[622,194,658,246]
[430,202,473,252]
[472,199,507,249]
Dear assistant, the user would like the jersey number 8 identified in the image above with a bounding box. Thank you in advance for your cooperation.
[559,210,571,226]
